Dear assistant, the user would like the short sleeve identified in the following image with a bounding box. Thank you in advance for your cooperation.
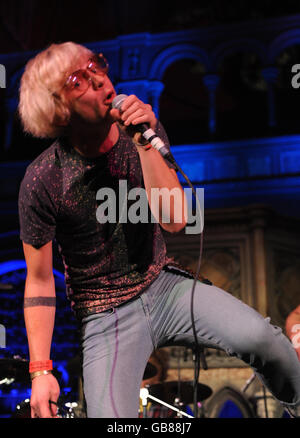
[18,170,57,249]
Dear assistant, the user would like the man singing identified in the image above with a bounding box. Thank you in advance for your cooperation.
[18,42,300,418]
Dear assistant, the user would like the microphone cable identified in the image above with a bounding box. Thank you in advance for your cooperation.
[164,152,205,418]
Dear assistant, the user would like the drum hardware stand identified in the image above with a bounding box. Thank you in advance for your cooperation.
[241,372,269,418]
[192,346,207,418]
[0,377,15,385]
[180,347,207,418]
[139,387,193,419]
[262,385,269,418]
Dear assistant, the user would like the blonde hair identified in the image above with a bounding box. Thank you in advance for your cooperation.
[19,42,93,138]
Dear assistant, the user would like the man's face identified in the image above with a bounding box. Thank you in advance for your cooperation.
[61,53,116,125]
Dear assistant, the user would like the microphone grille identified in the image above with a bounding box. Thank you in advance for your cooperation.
[112,94,128,110]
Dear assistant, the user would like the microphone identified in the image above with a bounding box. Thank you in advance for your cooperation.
[112,94,175,163]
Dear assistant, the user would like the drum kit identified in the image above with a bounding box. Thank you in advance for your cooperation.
[0,355,82,418]
[0,353,213,418]
[138,347,285,418]
[140,380,212,418]
[0,356,30,385]
[139,348,212,418]
[0,350,288,418]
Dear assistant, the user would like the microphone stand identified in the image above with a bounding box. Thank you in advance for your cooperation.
[139,388,193,419]
[192,346,208,418]
[241,373,256,393]
[241,373,269,418]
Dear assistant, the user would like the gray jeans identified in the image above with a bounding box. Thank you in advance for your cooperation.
[80,268,300,418]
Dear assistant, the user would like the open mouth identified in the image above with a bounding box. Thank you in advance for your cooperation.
[104,91,115,106]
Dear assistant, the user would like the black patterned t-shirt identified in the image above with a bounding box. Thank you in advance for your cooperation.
[18,123,174,320]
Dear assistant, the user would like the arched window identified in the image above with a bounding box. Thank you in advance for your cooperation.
[216,51,268,141]
[159,58,209,145]
[205,386,254,418]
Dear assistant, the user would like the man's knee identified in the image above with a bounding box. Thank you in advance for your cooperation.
[231,315,282,358]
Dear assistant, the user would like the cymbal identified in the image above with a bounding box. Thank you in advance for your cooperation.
[148,380,212,404]
[143,362,157,380]
[0,357,29,383]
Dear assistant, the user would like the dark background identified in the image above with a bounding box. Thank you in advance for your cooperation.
[1,0,300,54]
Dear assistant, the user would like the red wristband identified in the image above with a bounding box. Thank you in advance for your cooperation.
[29,360,53,373]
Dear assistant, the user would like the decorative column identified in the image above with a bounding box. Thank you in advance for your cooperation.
[115,80,150,104]
[115,80,165,118]
[261,67,278,129]
[147,81,164,118]
[250,207,269,317]
[202,74,220,135]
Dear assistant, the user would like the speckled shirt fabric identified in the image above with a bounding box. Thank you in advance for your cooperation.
[18,123,175,320]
